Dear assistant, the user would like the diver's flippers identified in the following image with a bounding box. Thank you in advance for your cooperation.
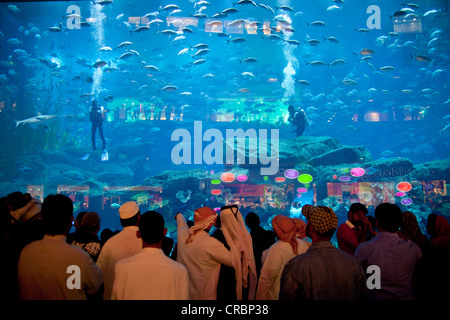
[101,149,109,161]
[81,151,93,160]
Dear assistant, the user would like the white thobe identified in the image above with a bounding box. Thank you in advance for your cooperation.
[176,214,233,300]
[111,247,189,300]
[256,239,309,300]
[96,226,142,300]
[18,235,102,300]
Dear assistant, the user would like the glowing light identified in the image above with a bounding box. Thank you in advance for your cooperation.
[341,168,349,173]
[236,174,248,182]
[263,176,269,181]
[350,167,365,177]
[332,174,338,180]
[339,176,351,182]
[284,169,299,179]
[397,182,412,192]
[211,189,222,195]
[211,179,221,185]
[275,177,286,182]
[395,192,406,197]
[298,174,313,184]
[220,172,235,183]
[401,198,413,205]
[297,187,308,193]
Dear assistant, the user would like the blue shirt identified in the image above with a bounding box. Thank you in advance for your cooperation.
[355,231,422,300]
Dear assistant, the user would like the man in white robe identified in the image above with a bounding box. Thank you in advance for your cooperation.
[112,211,188,300]
[96,201,142,299]
[176,207,233,300]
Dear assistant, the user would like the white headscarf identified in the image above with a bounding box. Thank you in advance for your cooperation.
[220,204,257,300]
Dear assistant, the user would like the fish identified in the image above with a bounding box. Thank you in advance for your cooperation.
[160,4,180,11]
[91,60,107,68]
[13,49,29,56]
[241,71,255,77]
[192,48,210,57]
[413,54,431,62]
[160,85,178,92]
[305,60,327,67]
[340,79,358,85]
[424,9,440,17]
[355,48,375,56]
[240,57,257,64]
[432,69,444,78]
[144,65,159,72]
[114,41,132,50]
[265,34,282,41]
[284,39,301,46]
[103,95,114,102]
[298,80,310,86]
[191,43,209,50]
[441,124,450,132]
[276,5,294,11]
[160,29,178,36]
[195,1,210,7]
[15,113,57,127]
[7,38,22,45]
[306,39,320,46]
[307,21,326,27]
[7,5,21,14]
[48,23,63,32]
[258,3,275,14]
[98,46,112,52]
[178,48,190,55]
[116,52,134,60]
[327,5,342,12]
[233,0,257,6]
[222,8,239,15]
[172,35,186,43]
[132,25,150,33]
[329,59,347,67]
[324,36,339,43]
[192,59,206,65]
[149,18,164,26]
[391,11,408,19]
[93,0,113,5]
[379,66,396,72]
[227,37,246,44]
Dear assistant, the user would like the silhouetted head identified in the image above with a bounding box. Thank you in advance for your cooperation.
[91,100,99,109]
[375,203,402,233]
[245,212,260,230]
[138,211,166,245]
[41,194,73,235]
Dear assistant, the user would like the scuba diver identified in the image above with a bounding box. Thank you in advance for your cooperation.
[89,100,106,151]
[288,105,309,137]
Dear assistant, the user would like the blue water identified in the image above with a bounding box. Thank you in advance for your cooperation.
[0,0,449,233]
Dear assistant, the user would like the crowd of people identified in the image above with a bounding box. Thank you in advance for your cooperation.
[1,190,449,301]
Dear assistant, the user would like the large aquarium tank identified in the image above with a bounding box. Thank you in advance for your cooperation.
[0,0,448,236]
